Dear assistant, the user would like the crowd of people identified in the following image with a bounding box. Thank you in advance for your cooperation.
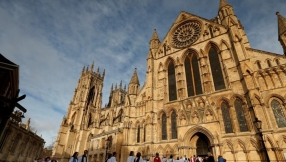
[35,150,226,162]
[125,152,226,162]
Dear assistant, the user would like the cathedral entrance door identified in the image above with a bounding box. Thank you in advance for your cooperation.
[190,132,211,158]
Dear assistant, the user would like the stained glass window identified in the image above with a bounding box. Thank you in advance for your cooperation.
[162,113,167,140]
[137,125,140,143]
[209,48,225,90]
[171,112,177,139]
[185,54,202,97]
[271,99,286,128]
[221,102,233,133]
[168,62,177,101]
[234,100,248,132]
[192,56,203,95]
[185,58,194,96]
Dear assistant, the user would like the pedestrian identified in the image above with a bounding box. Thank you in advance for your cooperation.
[218,155,226,162]
[110,152,117,162]
[126,151,135,162]
[69,152,79,162]
[51,157,58,162]
[153,153,161,162]
[78,150,88,162]
[206,152,214,162]
[106,153,112,162]
[162,156,167,162]
[45,157,51,162]
[134,152,143,162]
[167,155,174,162]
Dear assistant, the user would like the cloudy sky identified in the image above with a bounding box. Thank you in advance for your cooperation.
[0,0,285,147]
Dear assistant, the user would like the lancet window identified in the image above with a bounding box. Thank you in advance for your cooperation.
[257,61,262,69]
[271,99,286,128]
[137,125,140,143]
[171,111,177,139]
[209,47,225,91]
[144,126,146,142]
[162,113,167,140]
[168,62,177,101]
[221,102,233,133]
[234,99,248,132]
[185,54,203,97]
[10,134,22,153]
[267,60,272,67]
[275,59,280,65]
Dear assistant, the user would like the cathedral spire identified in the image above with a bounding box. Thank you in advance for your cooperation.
[86,66,89,73]
[90,61,94,72]
[119,80,122,89]
[149,29,160,54]
[129,68,140,85]
[219,0,231,10]
[277,12,286,55]
[277,12,286,37]
[82,66,85,75]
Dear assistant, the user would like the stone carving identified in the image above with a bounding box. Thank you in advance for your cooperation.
[172,20,201,48]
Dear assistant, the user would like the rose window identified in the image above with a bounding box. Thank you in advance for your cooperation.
[172,20,201,48]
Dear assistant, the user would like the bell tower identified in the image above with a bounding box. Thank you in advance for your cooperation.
[53,62,105,158]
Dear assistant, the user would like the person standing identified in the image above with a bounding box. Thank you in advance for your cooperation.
[78,150,88,162]
[153,153,161,162]
[126,151,135,162]
[134,152,143,162]
[162,156,167,162]
[69,152,79,162]
[110,152,117,162]
[217,155,225,162]
[167,155,174,162]
[206,152,214,162]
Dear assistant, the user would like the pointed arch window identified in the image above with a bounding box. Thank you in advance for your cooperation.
[171,111,177,139]
[137,125,140,143]
[275,59,280,66]
[168,62,177,101]
[267,60,272,67]
[271,99,286,128]
[221,102,233,133]
[209,47,225,90]
[209,27,214,38]
[185,54,203,97]
[162,113,167,140]
[87,86,95,104]
[257,61,262,69]
[144,125,146,142]
[234,99,248,132]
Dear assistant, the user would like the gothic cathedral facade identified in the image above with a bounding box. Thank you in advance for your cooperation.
[53,0,286,161]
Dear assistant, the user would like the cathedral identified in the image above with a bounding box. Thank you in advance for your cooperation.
[53,0,286,161]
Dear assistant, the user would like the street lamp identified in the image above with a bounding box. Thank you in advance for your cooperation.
[253,117,270,162]
[105,138,110,161]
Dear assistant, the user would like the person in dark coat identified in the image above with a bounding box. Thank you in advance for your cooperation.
[206,152,214,162]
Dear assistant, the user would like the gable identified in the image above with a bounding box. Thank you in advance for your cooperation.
[153,11,227,59]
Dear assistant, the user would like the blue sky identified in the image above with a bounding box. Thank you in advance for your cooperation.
[0,0,285,147]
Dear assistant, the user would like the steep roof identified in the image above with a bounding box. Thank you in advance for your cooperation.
[129,68,140,85]
[277,12,286,36]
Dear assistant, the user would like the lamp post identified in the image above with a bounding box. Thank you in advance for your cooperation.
[253,117,270,162]
[105,138,110,161]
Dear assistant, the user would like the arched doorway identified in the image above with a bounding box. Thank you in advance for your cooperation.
[190,132,211,157]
